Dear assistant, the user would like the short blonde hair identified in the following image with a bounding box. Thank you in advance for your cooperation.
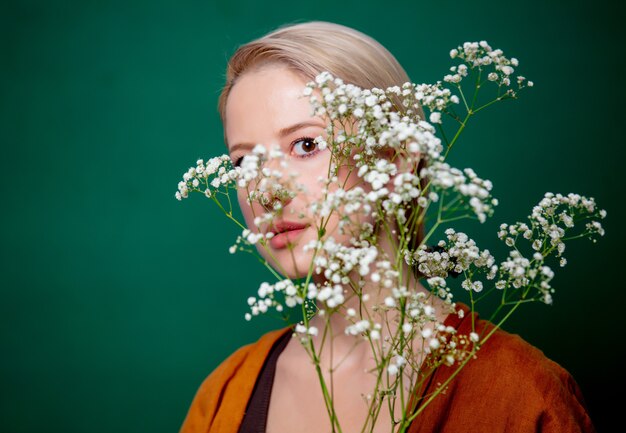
[218,20,428,275]
[218,20,425,126]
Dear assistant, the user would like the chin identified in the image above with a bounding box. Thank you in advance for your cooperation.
[261,246,314,280]
[254,226,315,279]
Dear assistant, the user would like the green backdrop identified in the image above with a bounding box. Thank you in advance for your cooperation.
[2,0,624,431]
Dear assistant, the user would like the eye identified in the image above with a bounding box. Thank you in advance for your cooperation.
[291,136,319,157]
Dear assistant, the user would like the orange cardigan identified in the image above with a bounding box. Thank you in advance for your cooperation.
[180,304,596,433]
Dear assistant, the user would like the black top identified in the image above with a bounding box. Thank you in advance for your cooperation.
[238,329,292,433]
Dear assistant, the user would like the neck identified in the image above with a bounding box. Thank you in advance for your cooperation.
[306,225,450,367]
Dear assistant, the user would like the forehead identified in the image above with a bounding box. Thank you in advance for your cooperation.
[224,65,318,149]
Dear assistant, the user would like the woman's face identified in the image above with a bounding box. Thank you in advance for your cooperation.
[225,64,364,279]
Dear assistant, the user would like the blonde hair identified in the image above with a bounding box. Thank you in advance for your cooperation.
[218,20,428,276]
[218,21,425,126]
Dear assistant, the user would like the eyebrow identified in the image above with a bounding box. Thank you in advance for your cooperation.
[228,120,325,153]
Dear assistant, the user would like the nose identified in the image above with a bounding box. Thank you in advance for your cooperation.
[259,178,294,213]
[251,146,295,213]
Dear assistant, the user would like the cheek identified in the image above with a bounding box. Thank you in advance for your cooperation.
[303,173,325,200]
[288,152,331,198]
[236,189,255,225]
[334,157,364,193]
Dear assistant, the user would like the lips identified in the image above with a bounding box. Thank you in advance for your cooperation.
[267,220,309,249]
[271,221,309,235]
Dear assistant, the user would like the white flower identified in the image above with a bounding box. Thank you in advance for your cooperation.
[175,51,607,383]
[345,320,371,336]
[500,65,514,75]
[365,95,378,107]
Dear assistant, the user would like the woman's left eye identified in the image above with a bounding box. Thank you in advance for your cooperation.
[291,136,319,157]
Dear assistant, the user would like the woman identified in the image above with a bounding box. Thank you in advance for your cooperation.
[180,21,596,433]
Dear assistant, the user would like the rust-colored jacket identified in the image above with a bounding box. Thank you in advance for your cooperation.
[180,304,596,432]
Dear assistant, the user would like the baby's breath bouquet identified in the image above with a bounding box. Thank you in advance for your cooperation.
[176,41,606,432]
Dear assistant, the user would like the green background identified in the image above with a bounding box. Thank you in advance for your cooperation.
[2,0,624,431]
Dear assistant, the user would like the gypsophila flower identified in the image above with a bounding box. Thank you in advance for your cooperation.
[448,41,530,90]
[420,162,497,223]
[174,42,606,432]
[384,296,396,308]
[345,319,371,336]
[413,82,459,114]
[408,228,496,281]
[499,250,530,289]
[461,279,484,292]
[502,192,607,262]
[246,279,304,317]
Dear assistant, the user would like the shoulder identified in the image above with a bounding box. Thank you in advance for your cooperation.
[179,326,291,433]
[433,310,596,432]
[472,324,582,397]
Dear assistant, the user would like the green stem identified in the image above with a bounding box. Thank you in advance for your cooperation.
[403,301,523,427]
[473,96,505,115]
[443,112,471,160]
